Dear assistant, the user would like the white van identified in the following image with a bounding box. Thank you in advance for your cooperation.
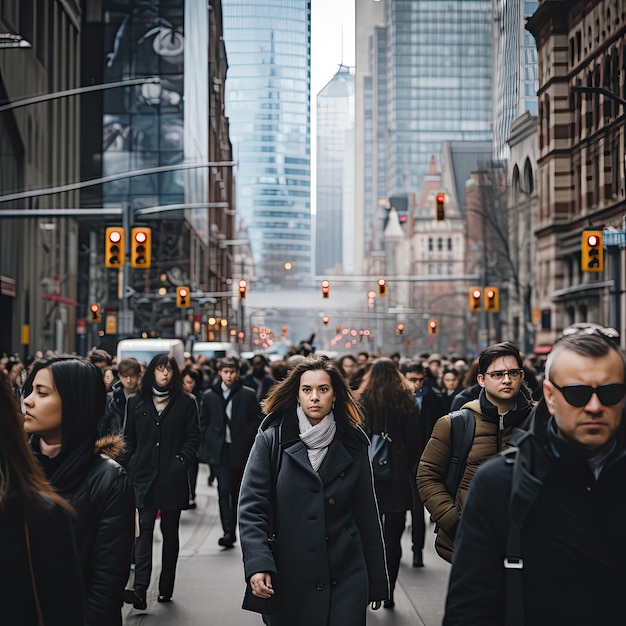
[191,341,238,361]
[117,338,185,368]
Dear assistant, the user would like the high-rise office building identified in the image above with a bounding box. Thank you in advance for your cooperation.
[223,0,312,284]
[492,0,538,162]
[384,0,493,197]
[316,65,355,275]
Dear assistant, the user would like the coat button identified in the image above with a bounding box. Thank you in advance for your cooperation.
[156,442,160,447]
[339,471,346,477]
[316,583,324,591]
[156,422,160,426]
[331,579,338,586]
[328,498,335,505]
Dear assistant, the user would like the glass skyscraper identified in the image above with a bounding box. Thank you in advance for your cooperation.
[222,0,311,284]
[384,0,493,197]
[492,0,538,162]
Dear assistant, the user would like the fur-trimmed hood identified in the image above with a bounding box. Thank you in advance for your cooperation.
[95,433,126,462]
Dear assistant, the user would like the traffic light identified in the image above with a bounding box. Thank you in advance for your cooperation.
[89,303,101,323]
[105,227,125,268]
[176,286,190,308]
[396,323,404,336]
[581,230,604,272]
[377,278,387,297]
[428,319,438,335]
[435,193,445,221]
[485,286,500,313]
[238,279,247,299]
[469,287,482,312]
[321,279,330,298]
[322,315,329,326]
[131,227,151,268]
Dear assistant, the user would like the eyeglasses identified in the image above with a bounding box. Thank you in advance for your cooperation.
[407,377,425,383]
[483,369,523,381]
[550,381,625,407]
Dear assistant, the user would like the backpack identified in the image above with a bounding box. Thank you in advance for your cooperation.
[444,408,476,499]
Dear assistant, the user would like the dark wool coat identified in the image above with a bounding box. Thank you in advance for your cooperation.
[33,435,135,626]
[198,380,261,467]
[445,400,626,625]
[238,411,389,626]
[98,381,127,435]
[0,496,84,626]
[124,391,200,510]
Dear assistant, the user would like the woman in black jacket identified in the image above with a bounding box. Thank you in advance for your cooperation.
[356,358,420,608]
[123,353,200,610]
[22,355,135,626]
[0,370,83,626]
[238,355,389,626]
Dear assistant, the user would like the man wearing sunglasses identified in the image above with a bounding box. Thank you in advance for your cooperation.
[445,332,626,625]
[418,342,533,563]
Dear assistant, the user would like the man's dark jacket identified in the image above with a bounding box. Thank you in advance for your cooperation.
[98,381,127,435]
[198,379,261,467]
[241,371,275,402]
[444,398,626,625]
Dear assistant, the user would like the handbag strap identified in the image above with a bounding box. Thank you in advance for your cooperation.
[24,516,45,626]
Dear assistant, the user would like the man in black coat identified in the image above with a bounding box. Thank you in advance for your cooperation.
[199,356,261,548]
[241,353,276,403]
[444,332,626,625]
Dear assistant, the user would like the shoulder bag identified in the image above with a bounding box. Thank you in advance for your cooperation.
[369,413,392,481]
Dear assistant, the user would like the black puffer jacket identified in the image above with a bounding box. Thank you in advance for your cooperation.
[32,434,135,626]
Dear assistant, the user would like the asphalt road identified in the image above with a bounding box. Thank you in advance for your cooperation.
[122,465,450,625]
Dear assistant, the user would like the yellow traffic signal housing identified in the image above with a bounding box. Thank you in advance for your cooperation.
[176,286,190,308]
[131,227,152,268]
[435,193,445,221]
[428,319,438,335]
[89,303,102,323]
[396,323,404,336]
[321,279,330,299]
[484,286,500,313]
[469,288,482,312]
[105,227,125,268]
[239,279,247,299]
[377,278,387,296]
[581,230,604,272]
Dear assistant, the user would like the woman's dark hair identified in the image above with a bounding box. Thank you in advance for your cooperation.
[181,364,203,388]
[462,359,480,388]
[262,355,364,428]
[23,355,107,453]
[139,353,183,400]
[357,358,416,431]
[0,373,72,512]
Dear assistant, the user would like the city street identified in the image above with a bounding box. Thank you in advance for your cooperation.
[122,464,450,625]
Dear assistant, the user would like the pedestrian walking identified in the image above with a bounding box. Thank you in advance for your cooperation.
[239,355,389,625]
[418,342,533,563]
[199,356,260,548]
[123,353,200,610]
[22,355,135,626]
[357,358,420,607]
[98,357,141,436]
[0,370,84,626]
[444,331,626,625]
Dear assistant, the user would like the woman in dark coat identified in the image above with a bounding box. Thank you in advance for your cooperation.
[0,370,83,626]
[238,355,389,626]
[356,358,420,608]
[123,353,200,610]
[22,355,135,626]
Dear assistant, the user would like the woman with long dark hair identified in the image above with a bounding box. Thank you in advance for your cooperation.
[22,355,135,626]
[238,355,388,626]
[356,358,420,608]
[0,371,83,625]
[123,353,200,610]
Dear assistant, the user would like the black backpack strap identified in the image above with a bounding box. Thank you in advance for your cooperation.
[444,409,476,498]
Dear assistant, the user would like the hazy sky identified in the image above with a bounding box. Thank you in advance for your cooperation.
[311,0,356,98]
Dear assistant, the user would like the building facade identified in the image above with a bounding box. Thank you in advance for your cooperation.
[527,0,626,348]
[315,65,355,275]
[223,0,311,285]
[492,0,539,162]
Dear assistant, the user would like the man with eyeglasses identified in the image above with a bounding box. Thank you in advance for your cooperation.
[444,332,626,625]
[418,342,533,563]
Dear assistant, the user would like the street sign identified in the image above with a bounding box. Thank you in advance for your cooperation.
[603,230,626,247]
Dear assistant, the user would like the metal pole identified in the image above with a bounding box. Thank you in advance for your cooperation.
[609,247,621,336]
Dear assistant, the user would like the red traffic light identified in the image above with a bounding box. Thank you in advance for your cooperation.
[238,279,247,298]
[587,234,599,247]
[377,278,387,296]
[321,279,330,298]
[322,315,329,326]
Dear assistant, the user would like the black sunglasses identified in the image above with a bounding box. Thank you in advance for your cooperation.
[550,381,625,407]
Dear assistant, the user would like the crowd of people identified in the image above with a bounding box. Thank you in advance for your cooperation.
[0,324,624,625]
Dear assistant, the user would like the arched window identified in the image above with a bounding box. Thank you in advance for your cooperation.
[428,237,433,252]
[512,164,521,202]
[523,158,534,195]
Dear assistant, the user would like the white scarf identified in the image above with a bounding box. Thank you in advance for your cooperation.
[297,405,336,472]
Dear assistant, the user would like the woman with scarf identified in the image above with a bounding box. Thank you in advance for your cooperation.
[238,355,389,626]
[357,358,421,608]
[123,353,200,611]
[22,356,135,626]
